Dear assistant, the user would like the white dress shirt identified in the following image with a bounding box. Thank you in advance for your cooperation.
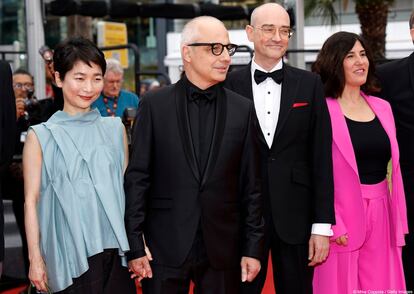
[251,57,333,237]
[250,59,282,148]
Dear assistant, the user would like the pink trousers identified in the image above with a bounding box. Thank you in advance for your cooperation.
[313,180,406,294]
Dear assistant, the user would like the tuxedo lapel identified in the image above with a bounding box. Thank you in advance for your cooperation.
[273,65,298,144]
[408,53,414,95]
[326,98,359,177]
[243,63,268,147]
[236,62,254,101]
[201,85,227,188]
[175,79,200,183]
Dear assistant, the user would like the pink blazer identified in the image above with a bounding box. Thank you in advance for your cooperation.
[327,92,408,253]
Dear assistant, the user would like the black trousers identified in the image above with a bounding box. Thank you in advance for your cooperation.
[241,217,313,294]
[142,229,240,294]
[401,168,414,292]
[55,249,135,294]
[0,189,3,263]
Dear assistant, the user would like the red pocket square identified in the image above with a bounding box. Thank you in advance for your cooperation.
[293,102,309,108]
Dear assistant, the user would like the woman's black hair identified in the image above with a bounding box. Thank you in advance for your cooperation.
[312,31,380,98]
[53,37,106,80]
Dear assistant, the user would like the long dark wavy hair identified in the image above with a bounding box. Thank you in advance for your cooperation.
[312,31,380,98]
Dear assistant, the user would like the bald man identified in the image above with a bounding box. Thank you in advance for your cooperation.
[125,16,264,294]
[226,3,334,294]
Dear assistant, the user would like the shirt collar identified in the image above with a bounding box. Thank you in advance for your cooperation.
[251,58,283,76]
[184,74,219,102]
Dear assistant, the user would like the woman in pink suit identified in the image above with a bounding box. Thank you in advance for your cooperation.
[312,31,408,293]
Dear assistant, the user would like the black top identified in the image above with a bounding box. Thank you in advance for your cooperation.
[185,76,217,176]
[346,116,391,184]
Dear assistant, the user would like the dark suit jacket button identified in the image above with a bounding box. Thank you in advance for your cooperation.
[268,157,275,162]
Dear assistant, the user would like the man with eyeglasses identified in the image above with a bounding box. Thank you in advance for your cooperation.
[92,58,139,117]
[13,69,35,121]
[376,10,414,291]
[125,16,264,294]
[226,3,334,294]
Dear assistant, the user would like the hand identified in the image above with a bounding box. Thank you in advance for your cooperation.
[335,234,348,246]
[145,244,153,261]
[143,235,153,261]
[128,256,153,282]
[308,234,330,266]
[16,98,25,119]
[29,257,49,293]
[241,257,261,282]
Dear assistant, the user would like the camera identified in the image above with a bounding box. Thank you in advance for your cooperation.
[123,107,137,144]
[39,45,53,63]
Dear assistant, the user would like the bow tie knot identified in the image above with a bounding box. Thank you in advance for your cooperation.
[189,88,215,103]
[254,69,283,85]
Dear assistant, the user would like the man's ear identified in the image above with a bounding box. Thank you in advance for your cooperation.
[246,25,255,43]
[55,71,63,88]
[410,28,414,44]
[182,45,192,63]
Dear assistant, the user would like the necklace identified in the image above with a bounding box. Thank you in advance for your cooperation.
[103,95,118,117]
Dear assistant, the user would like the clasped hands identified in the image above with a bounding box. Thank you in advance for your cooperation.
[308,234,348,266]
[128,245,153,282]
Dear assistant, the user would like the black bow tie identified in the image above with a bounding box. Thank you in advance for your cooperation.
[254,69,283,85]
[189,88,216,103]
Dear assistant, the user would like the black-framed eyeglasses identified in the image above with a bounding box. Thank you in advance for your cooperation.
[253,25,293,40]
[187,43,238,56]
[13,83,34,91]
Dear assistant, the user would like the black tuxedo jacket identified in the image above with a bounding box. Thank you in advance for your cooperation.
[377,53,414,168]
[377,52,414,231]
[0,61,16,173]
[225,63,334,244]
[0,60,16,262]
[124,78,264,269]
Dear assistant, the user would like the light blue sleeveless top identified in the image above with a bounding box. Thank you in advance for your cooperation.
[30,109,130,292]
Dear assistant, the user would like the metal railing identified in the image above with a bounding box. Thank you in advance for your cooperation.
[99,43,171,95]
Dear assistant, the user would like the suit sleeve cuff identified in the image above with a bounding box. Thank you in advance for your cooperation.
[126,249,146,262]
[311,223,333,237]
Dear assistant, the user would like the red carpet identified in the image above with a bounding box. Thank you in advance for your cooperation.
[2,255,275,294]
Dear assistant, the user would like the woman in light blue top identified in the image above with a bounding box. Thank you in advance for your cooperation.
[23,37,136,293]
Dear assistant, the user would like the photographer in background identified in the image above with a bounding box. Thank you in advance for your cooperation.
[92,58,139,117]
[13,69,35,126]
[12,69,44,154]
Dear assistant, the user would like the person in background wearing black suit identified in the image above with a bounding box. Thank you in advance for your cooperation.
[125,16,264,294]
[0,60,17,277]
[376,10,414,291]
[225,3,334,294]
